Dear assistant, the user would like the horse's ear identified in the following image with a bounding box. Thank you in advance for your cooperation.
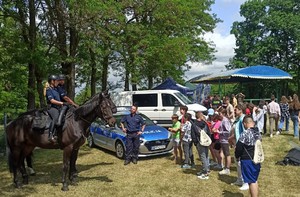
[101,90,109,98]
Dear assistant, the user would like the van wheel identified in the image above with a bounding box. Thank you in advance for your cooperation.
[115,141,125,159]
[87,134,95,148]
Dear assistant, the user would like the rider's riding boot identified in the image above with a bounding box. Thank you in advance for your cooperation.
[48,122,56,143]
[56,105,68,127]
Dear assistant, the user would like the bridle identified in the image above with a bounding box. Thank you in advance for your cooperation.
[96,96,114,122]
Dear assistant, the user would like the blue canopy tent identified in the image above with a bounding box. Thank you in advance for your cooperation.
[190,65,292,84]
[152,77,194,96]
[189,65,293,99]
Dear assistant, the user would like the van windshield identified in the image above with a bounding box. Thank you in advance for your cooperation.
[174,92,193,105]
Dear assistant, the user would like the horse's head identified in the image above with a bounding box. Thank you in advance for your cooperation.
[97,90,117,127]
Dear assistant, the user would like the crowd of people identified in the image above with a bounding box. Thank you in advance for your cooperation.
[167,93,300,197]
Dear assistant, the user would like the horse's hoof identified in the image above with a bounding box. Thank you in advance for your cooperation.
[15,183,22,189]
[22,176,29,185]
[61,186,69,191]
[70,181,78,186]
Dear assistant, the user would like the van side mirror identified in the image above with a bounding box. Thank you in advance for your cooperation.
[174,100,180,107]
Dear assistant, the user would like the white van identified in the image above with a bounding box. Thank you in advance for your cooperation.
[113,90,207,127]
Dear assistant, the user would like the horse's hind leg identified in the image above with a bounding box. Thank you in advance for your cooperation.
[20,160,29,185]
[10,150,22,188]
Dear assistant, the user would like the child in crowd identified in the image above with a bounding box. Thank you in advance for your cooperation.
[211,113,223,170]
[181,113,195,169]
[235,116,262,197]
[191,111,211,180]
[179,106,188,164]
[206,109,218,166]
[168,114,182,164]
[218,109,232,175]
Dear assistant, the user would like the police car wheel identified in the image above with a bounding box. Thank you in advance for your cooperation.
[115,141,125,159]
[87,134,95,148]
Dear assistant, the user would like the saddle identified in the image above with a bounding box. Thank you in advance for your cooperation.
[32,109,51,130]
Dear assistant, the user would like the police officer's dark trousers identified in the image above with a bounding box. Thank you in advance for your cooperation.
[47,107,59,140]
[57,105,68,126]
[125,132,140,161]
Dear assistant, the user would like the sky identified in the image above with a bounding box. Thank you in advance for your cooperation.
[185,0,247,80]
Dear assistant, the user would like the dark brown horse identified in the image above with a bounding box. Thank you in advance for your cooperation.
[6,90,116,191]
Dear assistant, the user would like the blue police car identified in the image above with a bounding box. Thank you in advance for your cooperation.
[87,108,173,159]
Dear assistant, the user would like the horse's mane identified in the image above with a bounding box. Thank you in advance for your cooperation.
[74,93,100,119]
[17,109,38,117]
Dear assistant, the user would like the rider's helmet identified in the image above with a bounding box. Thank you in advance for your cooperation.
[48,74,59,83]
[58,74,66,80]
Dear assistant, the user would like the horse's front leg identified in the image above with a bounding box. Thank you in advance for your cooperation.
[69,149,79,185]
[61,146,72,191]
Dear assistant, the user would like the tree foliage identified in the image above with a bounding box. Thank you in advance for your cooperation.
[0,0,218,118]
[229,0,300,97]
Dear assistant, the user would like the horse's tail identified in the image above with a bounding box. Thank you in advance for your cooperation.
[5,123,14,173]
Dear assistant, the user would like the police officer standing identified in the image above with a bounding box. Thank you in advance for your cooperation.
[56,74,79,126]
[121,105,145,165]
[46,75,64,142]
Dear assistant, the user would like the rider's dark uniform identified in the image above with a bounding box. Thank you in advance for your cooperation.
[46,75,61,142]
[56,74,69,126]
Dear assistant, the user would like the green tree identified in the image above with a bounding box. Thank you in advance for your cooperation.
[229,0,300,96]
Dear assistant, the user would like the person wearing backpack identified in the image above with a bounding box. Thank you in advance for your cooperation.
[191,111,211,180]
[235,116,262,197]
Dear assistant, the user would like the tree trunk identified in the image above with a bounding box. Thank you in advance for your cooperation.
[124,64,130,91]
[27,0,37,110]
[101,54,109,92]
[27,63,36,110]
[148,76,153,89]
[62,62,76,100]
[89,48,96,96]
[36,73,46,108]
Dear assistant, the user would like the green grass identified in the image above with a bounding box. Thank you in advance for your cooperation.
[0,131,300,197]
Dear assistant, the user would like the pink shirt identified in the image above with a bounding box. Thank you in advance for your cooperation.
[267,101,281,116]
[212,120,221,140]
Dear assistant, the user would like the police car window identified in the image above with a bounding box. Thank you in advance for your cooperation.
[140,114,155,126]
[162,93,178,106]
[133,94,157,107]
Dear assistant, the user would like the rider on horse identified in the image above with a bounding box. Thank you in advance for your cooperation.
[56,74,79,126]
[46,74,64,143]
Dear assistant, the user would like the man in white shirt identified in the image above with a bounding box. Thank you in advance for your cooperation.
[225,96,235,124]
[267,95,281,137]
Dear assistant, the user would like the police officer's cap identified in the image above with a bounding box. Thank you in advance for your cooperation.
[58,74,66,80]
[48,74,58,82]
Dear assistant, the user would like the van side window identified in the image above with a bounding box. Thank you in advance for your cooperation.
[133,94,157,107]
[162,93,178,106]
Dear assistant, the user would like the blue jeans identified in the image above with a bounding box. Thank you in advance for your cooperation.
[291,115,299,137]
[278,116,289,131]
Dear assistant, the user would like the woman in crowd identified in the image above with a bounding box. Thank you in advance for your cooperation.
[289,94,300,139]
[278,95,290,134]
